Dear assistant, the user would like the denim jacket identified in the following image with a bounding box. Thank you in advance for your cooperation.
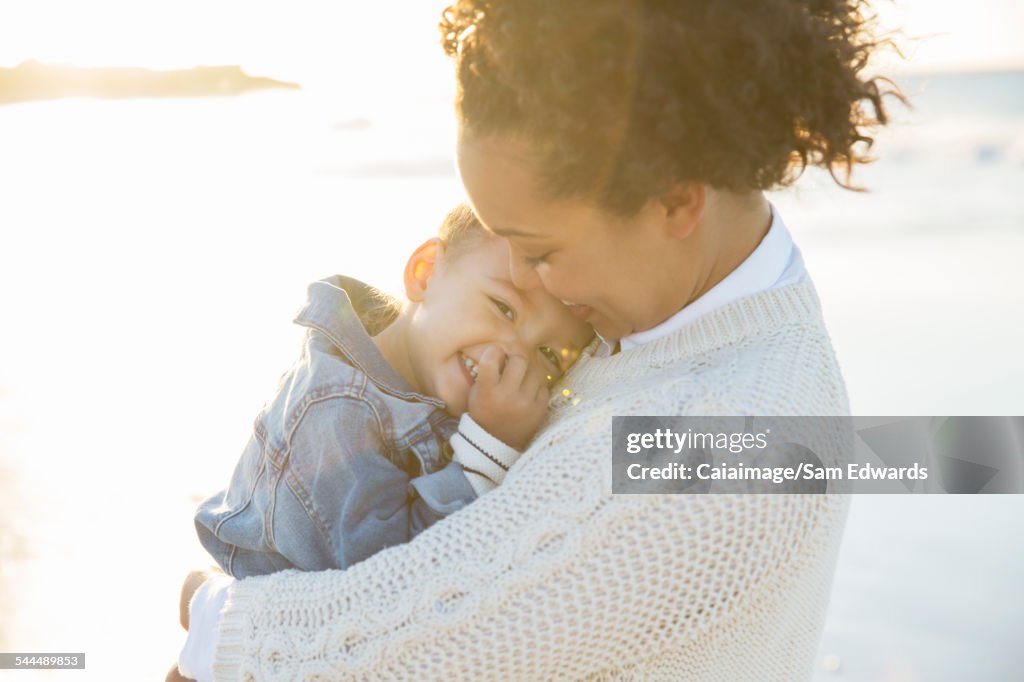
[194,276,479,578]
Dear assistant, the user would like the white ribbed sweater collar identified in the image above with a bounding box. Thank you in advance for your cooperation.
[554,280,825,407]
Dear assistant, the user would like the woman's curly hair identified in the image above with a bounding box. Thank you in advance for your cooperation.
[441,0,904,214]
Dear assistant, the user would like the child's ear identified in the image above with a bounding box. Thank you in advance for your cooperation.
[404,238,445,302]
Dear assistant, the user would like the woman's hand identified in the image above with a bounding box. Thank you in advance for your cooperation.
[179,567,225,630]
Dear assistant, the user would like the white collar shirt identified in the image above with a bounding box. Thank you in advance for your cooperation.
[597,203,806,357]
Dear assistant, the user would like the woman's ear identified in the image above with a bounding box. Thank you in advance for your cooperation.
[404,238,445,302]
[659,182,705,239]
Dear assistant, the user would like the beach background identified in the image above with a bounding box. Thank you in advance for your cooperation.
[1,1,1023,680]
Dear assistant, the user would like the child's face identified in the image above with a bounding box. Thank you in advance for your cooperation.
[406,237,593,416]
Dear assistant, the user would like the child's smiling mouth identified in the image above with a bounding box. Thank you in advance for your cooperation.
[459,352,479,384]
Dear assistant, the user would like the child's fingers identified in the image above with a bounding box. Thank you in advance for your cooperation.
[516,366,542,398]
[532,377,552,413]
[475,346,505,387]
[524,373,547,403]
[499,354,528,389]
[534,381,549,405]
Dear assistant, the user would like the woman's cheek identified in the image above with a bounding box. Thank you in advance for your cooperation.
[541,265,584,303]
[536,269,566,301]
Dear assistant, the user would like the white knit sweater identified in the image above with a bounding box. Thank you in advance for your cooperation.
[213,281,851,681]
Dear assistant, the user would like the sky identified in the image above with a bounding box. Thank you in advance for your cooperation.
[0,0,1022,86]
[871,0,1024,73]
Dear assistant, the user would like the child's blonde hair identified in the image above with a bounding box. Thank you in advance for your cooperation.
[365,204,492,333]
[437,203,492,262]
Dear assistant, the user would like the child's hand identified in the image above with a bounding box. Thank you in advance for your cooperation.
[467,345,548,450]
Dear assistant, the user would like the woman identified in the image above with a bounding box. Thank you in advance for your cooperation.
[175,1,897,679]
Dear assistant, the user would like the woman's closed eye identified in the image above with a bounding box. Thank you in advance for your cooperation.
[525,252,551,268]
[490,296,515,321]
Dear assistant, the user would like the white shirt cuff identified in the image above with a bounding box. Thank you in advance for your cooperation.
[450,413,522,496]
[177,574,235,682]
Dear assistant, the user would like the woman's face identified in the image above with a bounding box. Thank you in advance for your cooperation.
[457,135,695,341]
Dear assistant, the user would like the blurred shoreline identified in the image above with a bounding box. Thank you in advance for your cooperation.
[0,60,299,105]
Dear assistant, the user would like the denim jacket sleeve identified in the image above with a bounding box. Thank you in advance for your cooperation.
[196,395,477,579]
[278,394,480,572]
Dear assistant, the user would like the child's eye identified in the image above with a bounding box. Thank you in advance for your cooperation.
[539,345,562,372]
[490,297,515,321]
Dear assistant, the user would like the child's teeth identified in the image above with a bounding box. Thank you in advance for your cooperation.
[462,354,478,380]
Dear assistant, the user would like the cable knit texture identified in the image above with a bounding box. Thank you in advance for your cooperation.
[213,281,851,681]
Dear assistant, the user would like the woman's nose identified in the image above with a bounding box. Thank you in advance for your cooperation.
[508,250,543,290]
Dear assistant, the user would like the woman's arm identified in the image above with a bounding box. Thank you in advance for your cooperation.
[207,407,845,681]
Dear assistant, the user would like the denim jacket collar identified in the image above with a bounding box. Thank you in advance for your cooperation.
[294,276,445,409]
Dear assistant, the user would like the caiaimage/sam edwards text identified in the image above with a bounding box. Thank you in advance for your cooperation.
[626,461,929,484]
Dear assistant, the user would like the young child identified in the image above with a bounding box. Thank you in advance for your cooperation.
[194,204,593,578]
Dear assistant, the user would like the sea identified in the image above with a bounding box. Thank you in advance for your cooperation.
[0,70,1022,680]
